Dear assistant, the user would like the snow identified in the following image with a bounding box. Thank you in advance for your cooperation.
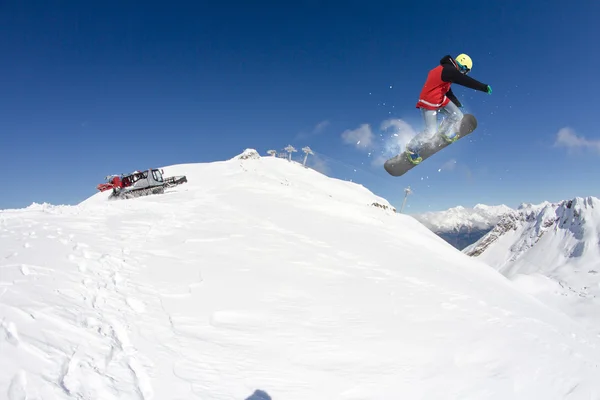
[2,150,600,399]
[465,197,600,334]
[412,204,513,232]
[232,148,261,160]
[517,201,553,212]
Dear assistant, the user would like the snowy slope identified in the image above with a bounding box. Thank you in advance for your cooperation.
[464,197,600,333]
[2,150,600,399]
[412,204,513,249]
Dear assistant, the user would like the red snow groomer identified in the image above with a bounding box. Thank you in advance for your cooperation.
[96,168,187,200]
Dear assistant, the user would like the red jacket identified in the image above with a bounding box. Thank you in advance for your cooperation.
[416,64,452,110]
[416,55,489,110]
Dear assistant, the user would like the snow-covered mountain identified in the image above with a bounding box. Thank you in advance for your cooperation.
[412,204,514,249]
[2,149,600,399]
[464,197,600,333]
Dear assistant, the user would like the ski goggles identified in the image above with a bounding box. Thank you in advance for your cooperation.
[456,61,470,74]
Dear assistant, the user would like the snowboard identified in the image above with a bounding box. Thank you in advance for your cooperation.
[383,113,477,177]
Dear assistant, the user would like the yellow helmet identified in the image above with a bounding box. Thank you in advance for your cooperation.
[455,53,472,73]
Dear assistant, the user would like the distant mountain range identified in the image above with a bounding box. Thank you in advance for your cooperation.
[463,196,600,333]
[411,204,513,250]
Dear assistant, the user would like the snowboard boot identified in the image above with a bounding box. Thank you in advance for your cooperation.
[405,148,422,165]
[441,131,459,143]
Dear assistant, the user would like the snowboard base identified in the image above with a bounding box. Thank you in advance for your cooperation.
[383,114,477,177]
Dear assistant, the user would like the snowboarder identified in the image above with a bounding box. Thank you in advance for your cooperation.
[406,54,492,164]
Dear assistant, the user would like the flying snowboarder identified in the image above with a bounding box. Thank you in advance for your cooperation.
[405,53,492,164]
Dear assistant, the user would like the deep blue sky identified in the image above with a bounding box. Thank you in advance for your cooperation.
[1,1,599,213]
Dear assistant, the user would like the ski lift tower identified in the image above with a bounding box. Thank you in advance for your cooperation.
[400,186,412,213]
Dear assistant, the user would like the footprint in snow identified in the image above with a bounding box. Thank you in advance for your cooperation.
[82,316,101,329]
[108,319,154,399]
[1,320,20,346]
[7,370,27,400]
[19,265,30,276]
[72,243,89,252]
[59,352,81,396]
[58,233,75,245]
[112,272,123,286]
[67,254,88,273]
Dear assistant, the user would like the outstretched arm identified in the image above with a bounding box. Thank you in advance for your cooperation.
[442,67,489,92]
[446,89,462,107]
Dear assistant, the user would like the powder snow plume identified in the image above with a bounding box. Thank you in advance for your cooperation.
[370,118,418,165]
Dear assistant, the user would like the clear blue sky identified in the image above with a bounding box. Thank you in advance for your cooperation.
[2,1,599,213]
